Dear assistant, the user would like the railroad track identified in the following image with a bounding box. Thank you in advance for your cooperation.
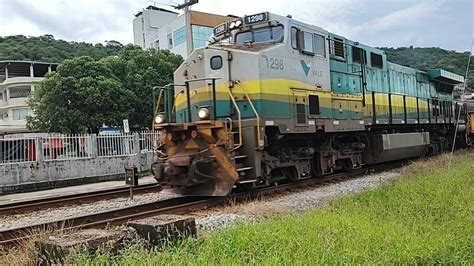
[0,183,162,216]
[0,160,406,250]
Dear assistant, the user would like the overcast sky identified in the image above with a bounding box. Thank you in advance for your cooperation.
[0,0,472,51]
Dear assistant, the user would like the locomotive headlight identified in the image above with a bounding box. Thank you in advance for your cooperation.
[229,20,242,30]
[155,114,165,124]
[198,108,210,120]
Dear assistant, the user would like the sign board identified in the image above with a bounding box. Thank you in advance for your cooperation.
[125,167,138,186]
[243,12,268,25]
[213,22,228,36]
[123,119,130,133]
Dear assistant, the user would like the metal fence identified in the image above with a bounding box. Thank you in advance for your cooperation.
[0,137,37,164]
[43,134,93,161]
[0,131,160,164]
[140,131,161,151]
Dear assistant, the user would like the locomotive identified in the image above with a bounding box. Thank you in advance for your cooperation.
[152,12,467,196]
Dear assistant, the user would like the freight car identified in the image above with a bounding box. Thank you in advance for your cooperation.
[152,12,467,196]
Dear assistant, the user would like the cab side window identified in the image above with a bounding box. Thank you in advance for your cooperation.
[210,56,222,70]
[291,26,326,57]
[302,31,314,54]
[313,34,325,56]
[301,31,325,57]
[291,27,298,50]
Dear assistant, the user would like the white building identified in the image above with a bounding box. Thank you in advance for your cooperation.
[133,5,235,57]
[0,61,58,134]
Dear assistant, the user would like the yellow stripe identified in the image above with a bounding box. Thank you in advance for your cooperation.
[174,78,434,116]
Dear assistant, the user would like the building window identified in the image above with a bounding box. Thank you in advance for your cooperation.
[370,52,383,68]
[352,46,367,64]
[9,86,31,99]
[173,26,186,46]
[12,108,28,121]
[192,25,214,49]
[167,33,173,49]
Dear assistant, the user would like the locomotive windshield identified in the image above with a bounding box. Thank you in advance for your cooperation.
[235,25,284,44]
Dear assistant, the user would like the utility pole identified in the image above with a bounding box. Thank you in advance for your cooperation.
[175,0,198,56]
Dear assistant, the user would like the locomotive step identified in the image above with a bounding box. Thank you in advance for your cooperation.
[209,154,248,160]
[236,179,258,184]
[236,166,253,172]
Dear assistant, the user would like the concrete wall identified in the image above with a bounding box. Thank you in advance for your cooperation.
[0,151,154,194]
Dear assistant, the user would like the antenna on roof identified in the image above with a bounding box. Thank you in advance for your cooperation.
[173,0,198,10]
[173,0,199,55]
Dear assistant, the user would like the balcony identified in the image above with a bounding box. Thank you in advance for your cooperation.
[2,76,44,86]
[0,119,27,133]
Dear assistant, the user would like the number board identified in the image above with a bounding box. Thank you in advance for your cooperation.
[213,23,228,36]
[244,12,268,25]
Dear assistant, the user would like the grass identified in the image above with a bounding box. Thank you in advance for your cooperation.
[75,152,473,264]
[7,152,474,264]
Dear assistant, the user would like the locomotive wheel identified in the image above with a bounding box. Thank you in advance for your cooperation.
[281,166,298,181]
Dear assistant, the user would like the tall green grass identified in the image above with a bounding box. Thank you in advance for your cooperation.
[75,153,474,264]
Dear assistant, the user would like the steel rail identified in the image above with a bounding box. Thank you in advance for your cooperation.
[0,160,405,250]
[0,183,162,216]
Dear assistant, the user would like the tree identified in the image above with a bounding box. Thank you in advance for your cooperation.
[101,46,183,129]
[27,56,135,133]
[27,47,183,133]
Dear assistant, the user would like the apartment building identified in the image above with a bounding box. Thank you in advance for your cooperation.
[0,61,58,134]
[133,5,235,57]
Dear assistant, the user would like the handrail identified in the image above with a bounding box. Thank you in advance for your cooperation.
[227,87,243,151]
[151,89,164,129]
[468,113,472,132]
[225,117,233,132]
[235,81,262,149]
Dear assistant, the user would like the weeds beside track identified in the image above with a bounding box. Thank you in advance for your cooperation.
[74,152,473,264]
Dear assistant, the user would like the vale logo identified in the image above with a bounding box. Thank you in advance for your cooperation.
[300,60,311,76]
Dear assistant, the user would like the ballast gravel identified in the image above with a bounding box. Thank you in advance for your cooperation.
[0,171,399,234]
[0,190,179,231]
[194,171,400,233]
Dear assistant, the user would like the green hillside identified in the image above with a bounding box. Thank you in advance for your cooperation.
[0,35,123,63]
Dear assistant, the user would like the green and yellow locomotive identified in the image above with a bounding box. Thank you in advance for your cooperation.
[152,12,466,196]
